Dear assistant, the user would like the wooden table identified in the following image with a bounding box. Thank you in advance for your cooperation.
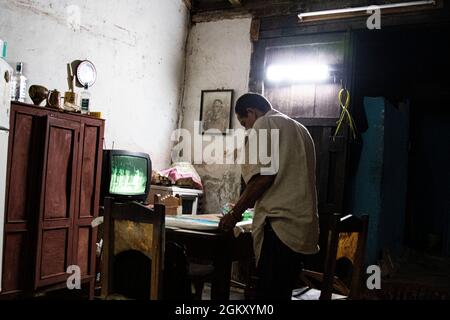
[99,205,254,300]
[165,223,253,300]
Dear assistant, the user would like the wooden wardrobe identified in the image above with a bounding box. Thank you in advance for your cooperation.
[1,102,104,299]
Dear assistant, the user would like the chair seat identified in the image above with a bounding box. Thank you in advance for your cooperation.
[188,263,214,300]
[188,263,214,278]
[295,213,369,300]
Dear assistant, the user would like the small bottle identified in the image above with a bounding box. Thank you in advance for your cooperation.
[11,62,27,102]
[0,39,6,59]
[80,84,90,114]
[242,209,253,221]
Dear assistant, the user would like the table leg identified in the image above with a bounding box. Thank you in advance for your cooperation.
[211,258,232,300]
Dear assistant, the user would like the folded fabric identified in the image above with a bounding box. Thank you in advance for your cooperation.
[159,162,203,189]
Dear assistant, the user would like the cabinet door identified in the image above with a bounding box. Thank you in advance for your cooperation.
[73,118,104,280]
[2,106,40,293]
[34,116,80,289]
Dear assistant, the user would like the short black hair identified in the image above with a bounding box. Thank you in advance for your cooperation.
[234,92,272,117]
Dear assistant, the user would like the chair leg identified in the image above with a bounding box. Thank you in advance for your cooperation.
[244,275,258,300]
[192,280,205,300]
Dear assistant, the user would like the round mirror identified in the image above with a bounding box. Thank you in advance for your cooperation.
[76,60,97,87]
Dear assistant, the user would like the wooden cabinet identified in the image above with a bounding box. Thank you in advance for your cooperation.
[1,102,104,298]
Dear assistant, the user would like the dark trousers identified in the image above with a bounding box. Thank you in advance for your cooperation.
[256,222,304,300]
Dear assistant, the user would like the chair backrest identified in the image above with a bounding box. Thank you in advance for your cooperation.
[320,213,369,300]
[101,197,165,300]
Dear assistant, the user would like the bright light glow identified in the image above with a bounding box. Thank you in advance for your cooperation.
[266,64,330,83]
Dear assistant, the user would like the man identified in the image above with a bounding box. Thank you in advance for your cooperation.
[219,92,319,300]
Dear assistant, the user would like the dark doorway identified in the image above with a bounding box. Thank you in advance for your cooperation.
[406,98,450,255]
[350,22,450,257]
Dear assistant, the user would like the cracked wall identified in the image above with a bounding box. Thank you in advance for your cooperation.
[181,18,252,214]
[0,0,189,170]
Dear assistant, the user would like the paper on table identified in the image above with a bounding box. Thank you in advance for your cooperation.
[165,215,252,233]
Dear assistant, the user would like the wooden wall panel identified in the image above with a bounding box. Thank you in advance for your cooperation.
[265,85,316,118]
[263,41,343,119]
[297,120,346,214]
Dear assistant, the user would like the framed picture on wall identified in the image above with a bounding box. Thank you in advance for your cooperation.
[200,89,234,135]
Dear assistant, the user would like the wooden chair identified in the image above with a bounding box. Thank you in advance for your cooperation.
[101,197,165,300]
[153,193,214,300]
[296,213,369,300]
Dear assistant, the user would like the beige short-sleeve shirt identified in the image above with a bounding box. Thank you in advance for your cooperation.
[241,109,320,265]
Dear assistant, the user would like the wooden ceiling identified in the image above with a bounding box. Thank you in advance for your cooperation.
[192,0,244,11]
[185,0,307,21]
[188,0,303,13]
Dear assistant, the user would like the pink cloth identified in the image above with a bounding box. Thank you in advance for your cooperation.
[159,166,203,190]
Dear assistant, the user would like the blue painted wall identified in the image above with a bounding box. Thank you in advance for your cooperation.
[350,97,409,264]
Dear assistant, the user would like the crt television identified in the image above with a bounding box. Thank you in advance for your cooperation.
[100,150,152,204]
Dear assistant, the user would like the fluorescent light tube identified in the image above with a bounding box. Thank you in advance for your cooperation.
[298,1,436,22]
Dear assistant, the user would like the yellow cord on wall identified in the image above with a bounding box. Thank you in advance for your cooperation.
[334,88,357,140]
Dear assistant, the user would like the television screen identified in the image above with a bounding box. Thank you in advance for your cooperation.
[109,155,148,195]
[101,150,152,204]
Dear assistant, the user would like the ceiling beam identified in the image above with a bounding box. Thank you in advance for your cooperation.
[192,0,305,22]
[192,5,299,23]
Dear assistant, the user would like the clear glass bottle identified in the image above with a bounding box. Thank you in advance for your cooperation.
[10,62,27,102]
[80,84,90,114]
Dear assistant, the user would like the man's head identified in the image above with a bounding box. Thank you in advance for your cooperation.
[235,93,273,129]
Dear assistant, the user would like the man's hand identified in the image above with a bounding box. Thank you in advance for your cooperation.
[218,174,275,232]
[218,213,238,232]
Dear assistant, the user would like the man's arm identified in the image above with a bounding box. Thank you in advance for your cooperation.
[219,174,275,231]
[232,174,275,219]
